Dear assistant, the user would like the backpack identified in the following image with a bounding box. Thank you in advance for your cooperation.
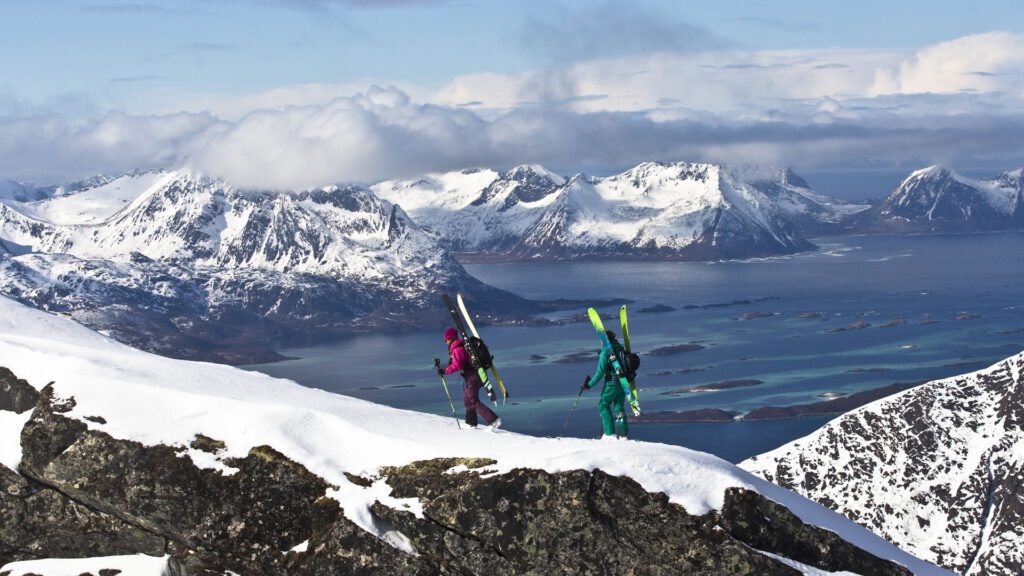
[614,347,641,381]
[465,336,494,370]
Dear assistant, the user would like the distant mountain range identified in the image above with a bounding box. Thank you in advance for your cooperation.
[372,162,870,261]
[741,351,1024,576]
[0,170,527,362]
[1,162,1021,361]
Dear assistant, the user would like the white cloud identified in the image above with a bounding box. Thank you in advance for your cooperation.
[4,34,1024,188]
[870,31,1024,96]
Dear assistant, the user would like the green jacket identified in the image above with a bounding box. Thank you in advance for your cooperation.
[588,338,627,390]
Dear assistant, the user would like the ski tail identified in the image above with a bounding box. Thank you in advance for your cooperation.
[456,293,509,400]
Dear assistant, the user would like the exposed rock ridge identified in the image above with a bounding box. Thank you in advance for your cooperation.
[2,368,912,575]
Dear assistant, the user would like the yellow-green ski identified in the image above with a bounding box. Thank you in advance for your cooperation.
[620,305,639,402]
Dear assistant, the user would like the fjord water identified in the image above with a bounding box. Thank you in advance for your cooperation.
[246,233,1024,462]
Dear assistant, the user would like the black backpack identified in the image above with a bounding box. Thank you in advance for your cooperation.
[615,347,641,380]
[466,336,494,370]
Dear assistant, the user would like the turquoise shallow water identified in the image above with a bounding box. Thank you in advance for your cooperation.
[245,232,1024,462]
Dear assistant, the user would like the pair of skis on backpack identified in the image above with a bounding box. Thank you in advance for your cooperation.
[588,305,641,416]
[442,293,510,405]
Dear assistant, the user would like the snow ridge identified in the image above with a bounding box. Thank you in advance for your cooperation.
[741,351,1024,576]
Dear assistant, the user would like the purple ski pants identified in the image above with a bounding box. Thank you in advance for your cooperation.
[462,371,497,426]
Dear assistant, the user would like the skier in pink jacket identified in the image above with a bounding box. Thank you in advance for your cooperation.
[437,328,501,430]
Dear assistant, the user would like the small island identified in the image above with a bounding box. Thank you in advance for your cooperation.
[555,350,600,363]
[633,409,741,423]
[826,321,870,333]
[646,343,706,355]
[662,379,763,394]
[741,312,775,320]
[845,367,890,373]
[638,304,675,313]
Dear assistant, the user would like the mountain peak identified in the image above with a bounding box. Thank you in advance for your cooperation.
[908,165,956,180]
[503,164,566,186]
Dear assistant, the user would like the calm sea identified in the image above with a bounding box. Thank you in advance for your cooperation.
[245,232,1024,462]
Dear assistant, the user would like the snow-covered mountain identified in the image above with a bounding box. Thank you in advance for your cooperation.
[372,162,869,260]
[0,295,951,575]
[851,166,1024,232]
[741,350,1024,576]
[0,170,522,362]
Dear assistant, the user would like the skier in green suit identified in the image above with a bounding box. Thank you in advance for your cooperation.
[581,331,633,440]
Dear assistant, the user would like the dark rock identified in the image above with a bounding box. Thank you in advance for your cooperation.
[377,460,798,575]
[19,387,340,576]
[0,367,40,414]
[0,462,165,566]
[167,548,234,576]
[189,434,226,454]
[720,488,912,575]
[289,506,438,576]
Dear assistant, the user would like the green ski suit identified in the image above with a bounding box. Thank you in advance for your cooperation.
[585,338,630,437]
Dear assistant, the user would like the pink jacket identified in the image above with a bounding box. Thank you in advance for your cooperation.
[446,339,472,375]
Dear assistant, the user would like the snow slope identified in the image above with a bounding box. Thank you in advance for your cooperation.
[0,295,949,575]
[741,351,1024,576]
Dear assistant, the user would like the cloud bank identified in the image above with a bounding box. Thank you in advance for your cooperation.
[3,33,1024,189]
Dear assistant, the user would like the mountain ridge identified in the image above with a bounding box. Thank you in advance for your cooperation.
[372,161,871,261]
[0,169,530,363]
[741,350,1024,576]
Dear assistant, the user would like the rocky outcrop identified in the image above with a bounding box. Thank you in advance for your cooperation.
[3,369,913,575]
[0,462,165,566]
[0,367,38,414]
[374,458,911,576]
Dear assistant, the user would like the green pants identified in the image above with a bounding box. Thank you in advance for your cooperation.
[598,380,628,437]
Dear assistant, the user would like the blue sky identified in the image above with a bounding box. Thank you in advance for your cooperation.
[2,1,1023,193]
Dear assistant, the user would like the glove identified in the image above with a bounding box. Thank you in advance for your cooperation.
[630,399,641,417]
[436,366,445,377]
[581,375,591,393]
[487,387,497,405]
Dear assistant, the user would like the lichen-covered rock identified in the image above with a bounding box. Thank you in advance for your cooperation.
[0,366,38,412]
[18,386,340,575]
[377,460,800,575]
[0,367,39,414]
[719,487,912,576]
[289,506,439,576]
[0,462,165,566]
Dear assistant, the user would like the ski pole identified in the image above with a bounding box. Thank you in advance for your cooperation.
[434,358,461,429]
[558,387,585,439]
